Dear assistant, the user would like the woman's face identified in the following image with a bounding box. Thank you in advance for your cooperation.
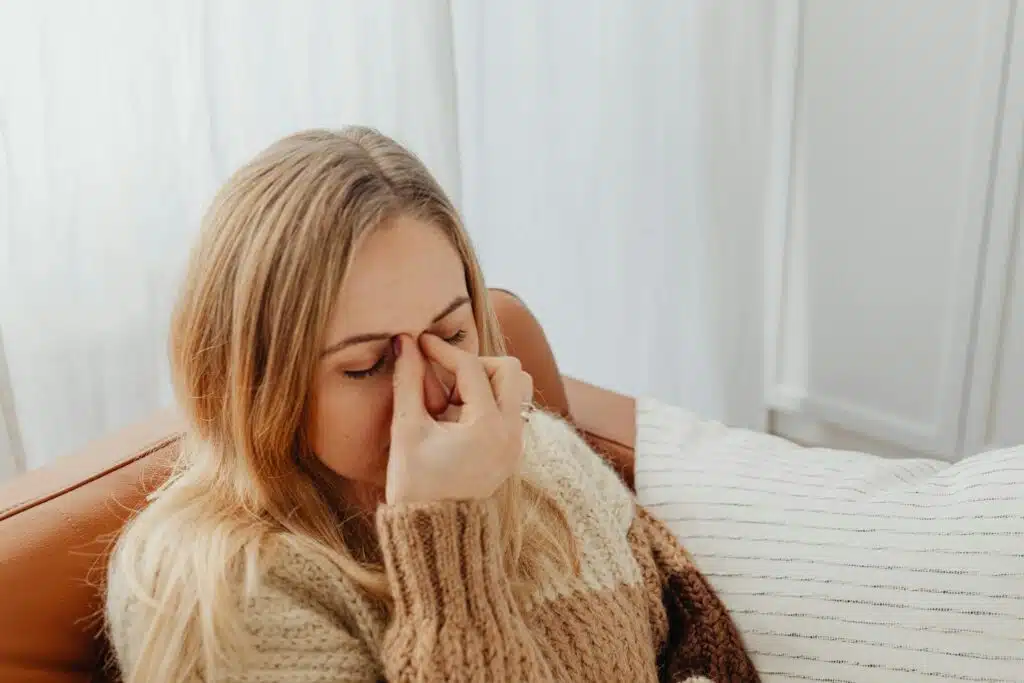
[308,214,480,503]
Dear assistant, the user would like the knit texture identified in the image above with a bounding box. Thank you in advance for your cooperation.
[106,411,759,682]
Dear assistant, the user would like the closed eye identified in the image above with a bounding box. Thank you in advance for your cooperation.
[343,329,467,380]
[444,329,467,345]
[343,355,388,379]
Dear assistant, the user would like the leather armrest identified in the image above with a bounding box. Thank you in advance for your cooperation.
[564,377,636,491]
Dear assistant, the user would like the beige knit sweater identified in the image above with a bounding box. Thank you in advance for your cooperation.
[106,411,758,683]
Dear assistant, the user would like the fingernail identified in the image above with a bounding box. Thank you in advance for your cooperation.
[392,335,402,357]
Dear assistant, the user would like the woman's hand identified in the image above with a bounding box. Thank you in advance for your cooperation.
[385,333,533,506]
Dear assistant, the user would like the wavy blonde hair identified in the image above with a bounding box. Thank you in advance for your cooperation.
[107,127,576,683]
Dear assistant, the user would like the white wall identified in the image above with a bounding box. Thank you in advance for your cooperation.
[765,0,1022,460]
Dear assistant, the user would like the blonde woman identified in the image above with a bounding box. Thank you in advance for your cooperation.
[105,127,759,683]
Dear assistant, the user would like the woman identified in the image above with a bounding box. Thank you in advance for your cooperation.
[105,127,759,683]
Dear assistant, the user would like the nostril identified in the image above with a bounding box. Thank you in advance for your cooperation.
[424,375,452,417]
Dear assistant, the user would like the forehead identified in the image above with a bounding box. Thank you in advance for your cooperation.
[326,215,468,339]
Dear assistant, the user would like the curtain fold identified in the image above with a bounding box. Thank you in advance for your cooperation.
[694,0,777,430]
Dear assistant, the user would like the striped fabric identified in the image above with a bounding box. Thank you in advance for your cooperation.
[635,398,1024,683]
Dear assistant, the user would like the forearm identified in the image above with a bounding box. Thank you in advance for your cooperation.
[376,498,554,682]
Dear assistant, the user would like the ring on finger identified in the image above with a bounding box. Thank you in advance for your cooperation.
[519,401,536,421]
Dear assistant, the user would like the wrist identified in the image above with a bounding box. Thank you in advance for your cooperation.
[376,498,512,618]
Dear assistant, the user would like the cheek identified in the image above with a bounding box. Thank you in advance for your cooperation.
[308,376,393,482]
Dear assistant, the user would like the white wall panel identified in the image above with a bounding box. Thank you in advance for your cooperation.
[767,0,1015,458]
[965,1,1024,453]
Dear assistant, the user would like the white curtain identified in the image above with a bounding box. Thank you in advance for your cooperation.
[452,1,719,411]
[0,1,771,472]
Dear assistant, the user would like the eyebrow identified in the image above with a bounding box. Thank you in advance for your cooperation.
[320,295,471,357]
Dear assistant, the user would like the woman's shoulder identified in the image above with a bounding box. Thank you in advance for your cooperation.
[105,498,383,681]
[523,409,629,487]
[109,498,357,604]
[105,493,380,651]
[522,410,635,530]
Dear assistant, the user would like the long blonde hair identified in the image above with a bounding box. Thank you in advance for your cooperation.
[107,127,575,683]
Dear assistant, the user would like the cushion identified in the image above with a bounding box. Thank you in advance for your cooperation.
[635,398,1024,683]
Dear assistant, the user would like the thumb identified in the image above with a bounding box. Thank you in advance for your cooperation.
[391,334,427,425]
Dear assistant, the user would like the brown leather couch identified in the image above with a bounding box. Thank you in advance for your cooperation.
[0,290,636,683]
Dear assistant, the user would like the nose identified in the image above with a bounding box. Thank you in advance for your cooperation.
[423,361,456,417]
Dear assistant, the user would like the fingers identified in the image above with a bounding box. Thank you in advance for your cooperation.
[391,335,428,425]
[479,356,533,421]
[419,334,495,414]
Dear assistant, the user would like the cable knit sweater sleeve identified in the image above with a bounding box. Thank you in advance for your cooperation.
[375,497,554,681]
[222,500,552,683]
[108,502,552,683]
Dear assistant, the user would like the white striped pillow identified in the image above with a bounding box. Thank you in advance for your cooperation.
[635,397,1024,683]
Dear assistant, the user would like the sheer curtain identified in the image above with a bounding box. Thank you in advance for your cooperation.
[0,1,460,470]
[0,1,771,472]
[451,0,774,427]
